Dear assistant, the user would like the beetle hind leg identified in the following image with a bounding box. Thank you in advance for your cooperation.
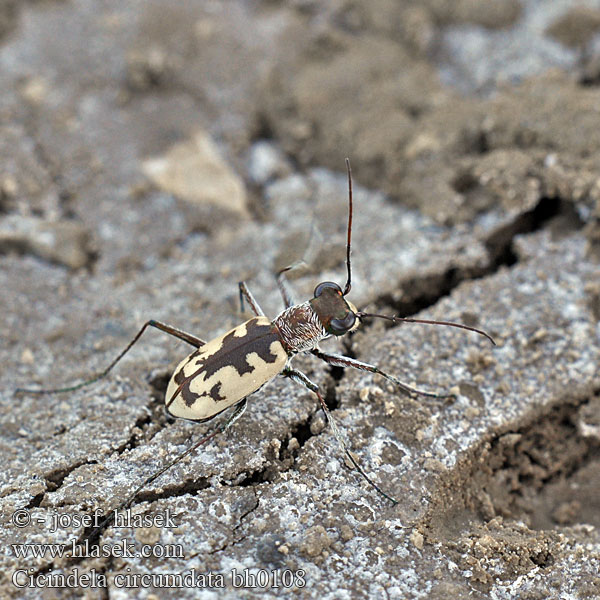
[15,319,206,396]
[85,398,248,544]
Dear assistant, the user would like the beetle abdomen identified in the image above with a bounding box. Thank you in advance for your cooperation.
[165,316,288,421]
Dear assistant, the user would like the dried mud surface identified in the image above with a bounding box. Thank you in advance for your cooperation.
[1,1,600,599]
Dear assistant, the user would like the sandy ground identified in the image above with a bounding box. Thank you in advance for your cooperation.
[1,1,600,598]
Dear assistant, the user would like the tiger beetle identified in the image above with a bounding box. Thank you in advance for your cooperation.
[17,159,495,528]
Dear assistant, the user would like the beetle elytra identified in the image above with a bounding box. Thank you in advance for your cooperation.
[17,159,495,532]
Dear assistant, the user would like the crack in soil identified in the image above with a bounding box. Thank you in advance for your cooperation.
[23,401,159,511]
[24,459,99,510]
[413,393,600,593]
[426,391,600,537]
[375,195,580,321]
[207,490,260,556]
[53,401,321,553]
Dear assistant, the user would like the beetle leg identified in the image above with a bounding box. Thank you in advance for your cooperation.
[85,398,248,543]
[15,320,206,396]
[282,367,398,504]
[214,397,248,431]
[148,320,207,348]
[238,281,265,317]
[310,349,454,400]
[275,266,296,309]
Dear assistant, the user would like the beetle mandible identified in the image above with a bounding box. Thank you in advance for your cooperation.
[17,159,495,519]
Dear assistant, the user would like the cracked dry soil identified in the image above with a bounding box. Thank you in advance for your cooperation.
[1,1,600,599]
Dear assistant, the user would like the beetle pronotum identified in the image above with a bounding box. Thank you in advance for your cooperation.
[17,159,494,533]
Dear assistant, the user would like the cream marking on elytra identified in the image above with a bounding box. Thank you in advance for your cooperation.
[165,316,288,421]
[16,159,495,543]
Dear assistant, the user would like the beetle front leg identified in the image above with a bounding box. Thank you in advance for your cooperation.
[238,281,265,317]
[282,367,398,504]
[310,349,454,400]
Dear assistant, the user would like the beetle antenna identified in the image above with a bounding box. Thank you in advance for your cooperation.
[357,312,496,345]
[343,157,353,296]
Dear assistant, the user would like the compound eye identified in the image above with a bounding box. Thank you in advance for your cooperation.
[330,311,356,335]
[314,281,342,298]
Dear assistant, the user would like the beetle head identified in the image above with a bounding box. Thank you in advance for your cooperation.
[310,281,359,336]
